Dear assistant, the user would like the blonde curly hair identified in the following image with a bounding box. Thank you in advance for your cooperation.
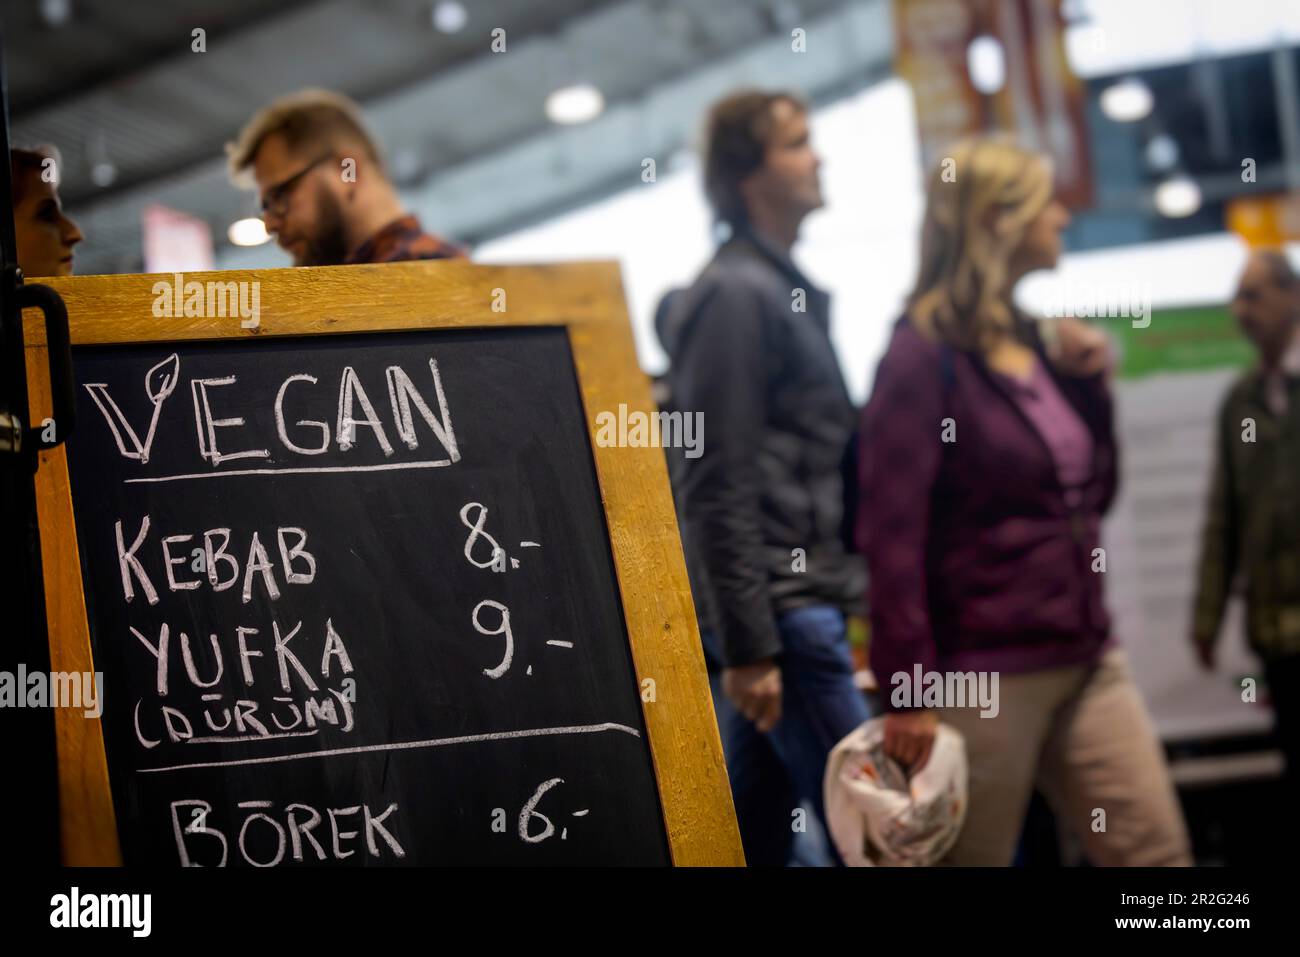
[908,136,1055,353]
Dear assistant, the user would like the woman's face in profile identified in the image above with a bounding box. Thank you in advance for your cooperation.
[14,171,84,278]
[1011,198,1072,278]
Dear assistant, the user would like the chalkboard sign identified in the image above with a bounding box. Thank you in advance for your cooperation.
[25,261,741,866]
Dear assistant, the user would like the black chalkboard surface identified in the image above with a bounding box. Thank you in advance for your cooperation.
[65,326,670,865]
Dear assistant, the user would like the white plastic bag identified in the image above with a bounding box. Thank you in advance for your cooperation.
[823,716,968,867]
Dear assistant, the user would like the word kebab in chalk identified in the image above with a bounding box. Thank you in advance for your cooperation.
[83,352,459,479]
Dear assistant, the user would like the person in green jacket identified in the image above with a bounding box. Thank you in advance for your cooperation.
[1192,248,1300,848]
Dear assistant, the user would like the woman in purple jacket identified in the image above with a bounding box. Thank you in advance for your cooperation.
[858,137,1191,866]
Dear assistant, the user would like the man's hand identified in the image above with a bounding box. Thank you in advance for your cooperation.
[1048,317,1110,378]
[723,659,782,733]
[883,710,939,772]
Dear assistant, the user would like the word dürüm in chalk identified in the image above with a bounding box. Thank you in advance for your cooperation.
[84,352,459,469]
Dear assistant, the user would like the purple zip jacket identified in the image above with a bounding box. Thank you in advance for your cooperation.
[857,315,1119,706]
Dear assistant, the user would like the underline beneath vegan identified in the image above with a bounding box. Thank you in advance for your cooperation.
[124,459,452,483]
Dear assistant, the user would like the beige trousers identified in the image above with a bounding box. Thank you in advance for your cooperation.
[938,649,1193,866]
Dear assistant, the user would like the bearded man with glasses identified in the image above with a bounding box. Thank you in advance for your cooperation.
[227,88,463,266]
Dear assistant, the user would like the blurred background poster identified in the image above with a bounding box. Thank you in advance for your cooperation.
[893,0,1094,207]
[141,203,215,273]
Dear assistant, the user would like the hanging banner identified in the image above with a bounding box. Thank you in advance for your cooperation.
[894,0,1095,208]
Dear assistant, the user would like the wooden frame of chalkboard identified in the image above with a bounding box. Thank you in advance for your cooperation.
[23,260,744,866]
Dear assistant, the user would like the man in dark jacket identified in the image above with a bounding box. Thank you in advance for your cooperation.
[660,90,869,866]
[1193,248,1300,846]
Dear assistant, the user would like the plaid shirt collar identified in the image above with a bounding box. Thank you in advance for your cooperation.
[1261,325,1300,416]
[344,214,464,265]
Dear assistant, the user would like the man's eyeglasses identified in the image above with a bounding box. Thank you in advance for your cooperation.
[259,153,333,220]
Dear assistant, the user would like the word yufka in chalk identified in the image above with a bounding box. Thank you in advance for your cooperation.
[128,610,357,750]
[83,352,459,471]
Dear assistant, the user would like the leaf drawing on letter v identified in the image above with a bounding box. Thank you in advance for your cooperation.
[83,353,181,464]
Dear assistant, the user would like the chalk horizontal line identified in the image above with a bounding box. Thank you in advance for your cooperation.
[124,459,452,483]
[186,730,320,745]
[137,721,641,774]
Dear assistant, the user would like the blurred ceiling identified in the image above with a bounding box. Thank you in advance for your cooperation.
[9,0,1293,274]
[2,0,881,274]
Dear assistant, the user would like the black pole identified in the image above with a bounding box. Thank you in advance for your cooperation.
[0,13,63,866]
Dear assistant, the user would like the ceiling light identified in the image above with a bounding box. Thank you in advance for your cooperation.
[1153,176,1202,218]
[432,2,467,34]
[546,84,605,125]
[1144,134,1179,172]
[39,0,72,27]
[90,161,116,188]
[228,217,270,246]
[1100,78,1153,122]
[967,35,1006,94]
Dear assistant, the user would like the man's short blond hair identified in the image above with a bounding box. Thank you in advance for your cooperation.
[226,88,385,186]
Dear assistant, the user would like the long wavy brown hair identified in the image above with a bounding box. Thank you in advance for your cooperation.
[908,136,1055,353]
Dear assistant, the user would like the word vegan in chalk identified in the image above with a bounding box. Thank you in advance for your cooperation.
[83,352,459,476]
[593,403,703,459]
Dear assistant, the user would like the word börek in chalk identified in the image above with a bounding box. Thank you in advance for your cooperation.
[171,798,404,866]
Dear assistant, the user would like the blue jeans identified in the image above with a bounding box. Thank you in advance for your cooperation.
[705,605,871,867]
